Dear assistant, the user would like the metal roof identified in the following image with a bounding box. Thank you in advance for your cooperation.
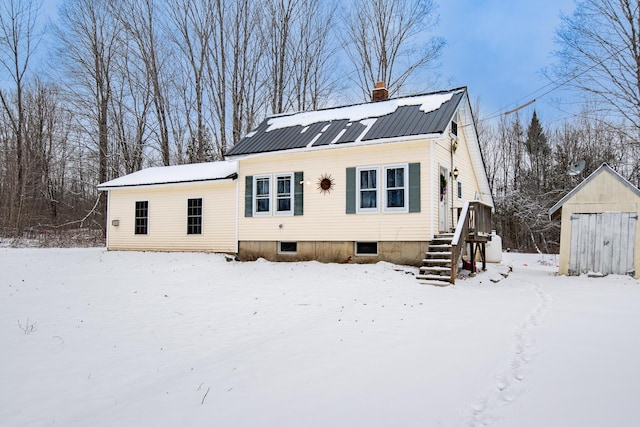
[226,88,466,157]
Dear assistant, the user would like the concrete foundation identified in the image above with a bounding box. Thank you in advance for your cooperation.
[238,241,429,266]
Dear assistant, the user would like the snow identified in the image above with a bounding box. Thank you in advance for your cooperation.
[1,249,639,426]
[265,91,459,132]
[97,161,237,189]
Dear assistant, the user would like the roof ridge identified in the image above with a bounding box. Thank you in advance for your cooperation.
[263,86,467,119]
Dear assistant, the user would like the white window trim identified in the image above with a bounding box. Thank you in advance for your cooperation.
[356,166,380,214]
[253,175,272,216]
[383,163,409,213]
[274,173,294,216]
[457,181,463,199]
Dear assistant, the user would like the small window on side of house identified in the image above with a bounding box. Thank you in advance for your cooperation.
[457,181,462,199]
[135,201,148,235]
[187,198,203,234]
[278,241,297,254]
[451,120,458,137]
[355,241,378,256]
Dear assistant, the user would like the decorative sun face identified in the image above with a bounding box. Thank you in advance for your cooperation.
[317,173,335,194]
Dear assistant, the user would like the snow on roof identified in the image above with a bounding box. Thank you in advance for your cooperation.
[263,91,460,132]
[97,160,238,189]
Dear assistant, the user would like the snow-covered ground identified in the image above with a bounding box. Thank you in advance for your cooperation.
[1,248,638,426]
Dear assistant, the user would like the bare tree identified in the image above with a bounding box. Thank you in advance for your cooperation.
[289,0,338,111]
[553,0,640,135]
[0,0,41,233]
[168,0,216,162]
[343,0,445,100]
[112,0,172,166]
[54,0,121,229]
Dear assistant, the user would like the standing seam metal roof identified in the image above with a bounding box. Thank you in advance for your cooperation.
[226,88,465,157]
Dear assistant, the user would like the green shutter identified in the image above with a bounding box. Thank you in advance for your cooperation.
[346,167,356,214]
[245,175,253,217]
[408,163,421,213]
[294,171,304,216]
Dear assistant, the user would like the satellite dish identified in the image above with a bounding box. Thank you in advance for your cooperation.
[568,160,586,176]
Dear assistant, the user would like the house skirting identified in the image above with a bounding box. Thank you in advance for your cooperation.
[237,241,429,266]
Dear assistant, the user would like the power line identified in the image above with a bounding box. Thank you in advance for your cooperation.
[476,44,628,124]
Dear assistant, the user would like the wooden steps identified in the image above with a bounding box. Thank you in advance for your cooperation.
[417,234,454,286]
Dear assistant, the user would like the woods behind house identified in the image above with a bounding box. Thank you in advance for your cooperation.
[1,0,639,252]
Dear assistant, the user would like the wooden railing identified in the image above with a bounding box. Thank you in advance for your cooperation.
[450,200,493,283]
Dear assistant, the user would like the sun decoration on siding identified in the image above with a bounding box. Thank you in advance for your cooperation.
[317,173,335,194]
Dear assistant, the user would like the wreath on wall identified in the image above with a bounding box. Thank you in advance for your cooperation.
[440,173,447,201]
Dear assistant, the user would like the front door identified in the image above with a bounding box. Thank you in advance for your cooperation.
[439,166,449,232]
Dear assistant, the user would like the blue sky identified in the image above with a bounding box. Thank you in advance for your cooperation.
[437,0,577,123]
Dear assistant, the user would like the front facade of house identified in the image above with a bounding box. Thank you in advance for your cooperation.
[549,164,640,278]
[99,86,493,266]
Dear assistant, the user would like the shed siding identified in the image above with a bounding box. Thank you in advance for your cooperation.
[106,181,237,252]
[557,170,640,278]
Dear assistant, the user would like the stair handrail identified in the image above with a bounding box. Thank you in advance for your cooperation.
[450,200,493,283]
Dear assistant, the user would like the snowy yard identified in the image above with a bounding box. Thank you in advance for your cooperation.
[1,248,639,426]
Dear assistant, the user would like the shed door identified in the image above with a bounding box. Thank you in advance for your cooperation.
[569,212,637,276]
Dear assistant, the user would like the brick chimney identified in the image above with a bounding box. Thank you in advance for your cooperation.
[371,81,389,102]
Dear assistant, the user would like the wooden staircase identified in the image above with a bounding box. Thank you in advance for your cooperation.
[417,233,454,286]
[416,201,493,286]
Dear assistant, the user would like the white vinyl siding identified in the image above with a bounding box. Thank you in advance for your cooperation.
[106,180,237,253]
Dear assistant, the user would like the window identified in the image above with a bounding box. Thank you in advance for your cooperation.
[246,172,303,217]
[355,241,378,256]
[457,181,463,199]
[135,201,148,235]
[451,120,458,137]
[384,164,407,212]
[187,198,203,234]
[275,174,293,215]
[278,241,297,254]
[357,167,379,212]
[254,175,271,215]
[347,163,420,215]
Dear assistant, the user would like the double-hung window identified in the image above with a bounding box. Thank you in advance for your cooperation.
[384,164,408,212]
[254,175,271,215]
[275,173,293,215]
[357,167,379,213]
[187,198,203,234]
[135,201,148,235]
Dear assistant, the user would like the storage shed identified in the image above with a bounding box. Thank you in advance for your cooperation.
[549,163,639,278]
